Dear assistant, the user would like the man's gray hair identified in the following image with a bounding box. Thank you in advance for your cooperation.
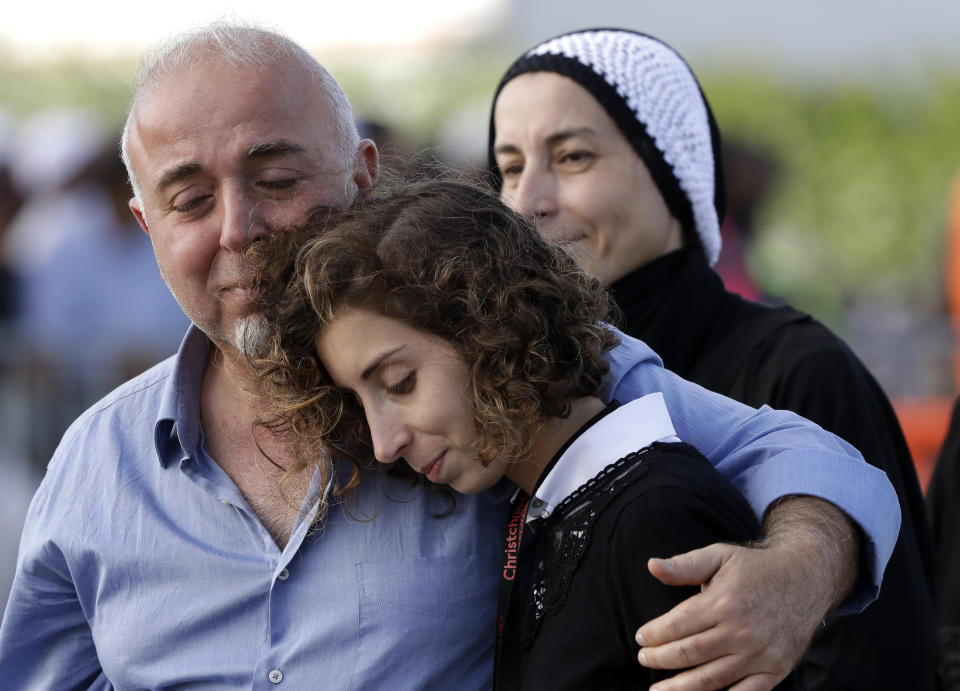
[120,20,360,203]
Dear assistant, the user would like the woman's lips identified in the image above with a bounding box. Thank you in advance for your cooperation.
[424,454,445,484]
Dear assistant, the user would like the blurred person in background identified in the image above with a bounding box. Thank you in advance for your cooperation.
[2,109,110,469]
[0,21,901,689]
[488,28,935,689]
[4,109,106,274]
[14,136,189,381]
[0,111,22,320]
[0,109,37,624]
[713,138,778,302]
[6,119,189,468]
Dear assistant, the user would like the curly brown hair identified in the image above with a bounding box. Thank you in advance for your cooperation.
[252,178,619,512]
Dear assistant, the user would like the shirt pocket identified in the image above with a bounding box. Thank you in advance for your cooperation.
[353,553,499,689]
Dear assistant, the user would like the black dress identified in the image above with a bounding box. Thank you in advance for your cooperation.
[608,248,936,689]
[925,396,960,687]
[495,401,799,690]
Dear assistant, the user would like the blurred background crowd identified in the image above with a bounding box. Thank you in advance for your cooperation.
[1,0,959,615]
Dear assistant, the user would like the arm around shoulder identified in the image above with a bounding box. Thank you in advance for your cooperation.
[605,335,899,610]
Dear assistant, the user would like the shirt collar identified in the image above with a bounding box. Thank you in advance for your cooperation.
[153,324,210,468]
[526,391,680,523]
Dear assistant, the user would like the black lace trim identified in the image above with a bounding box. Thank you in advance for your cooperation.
[520,444,660,648]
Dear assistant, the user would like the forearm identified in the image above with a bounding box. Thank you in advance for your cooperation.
[760,495,861,616]
[604,328,900,609]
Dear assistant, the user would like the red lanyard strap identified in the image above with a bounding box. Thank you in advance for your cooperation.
[494,491,531,690]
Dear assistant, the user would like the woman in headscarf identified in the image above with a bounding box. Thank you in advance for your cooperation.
[487,28,934,689]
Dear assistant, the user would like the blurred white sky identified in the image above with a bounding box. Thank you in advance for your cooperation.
[505,0,960,80]
[0,0,507,59]
[3,0,958,79]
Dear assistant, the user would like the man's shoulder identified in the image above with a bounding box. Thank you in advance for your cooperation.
[76,355,176,423]
[26,355,181,537]
[54,354,179,463]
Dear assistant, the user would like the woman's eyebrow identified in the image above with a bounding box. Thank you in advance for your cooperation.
[494,126,597,157]
[544,127,596,146]
[361,345,405,381]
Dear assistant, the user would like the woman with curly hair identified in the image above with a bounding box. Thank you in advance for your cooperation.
[254,178,797,689]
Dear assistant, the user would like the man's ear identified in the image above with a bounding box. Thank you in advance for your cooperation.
[353,139,379,195]
[129,197,149,235]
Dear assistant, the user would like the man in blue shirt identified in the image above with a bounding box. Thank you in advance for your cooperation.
[0,21,898,690]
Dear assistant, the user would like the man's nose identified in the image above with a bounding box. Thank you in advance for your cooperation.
[219,187,268,251]
[367,408,411,465]
[506,169,559,223]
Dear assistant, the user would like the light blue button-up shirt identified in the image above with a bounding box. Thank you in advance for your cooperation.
[0,325,899,688]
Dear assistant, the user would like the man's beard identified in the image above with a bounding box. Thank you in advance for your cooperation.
[233,312,271,359]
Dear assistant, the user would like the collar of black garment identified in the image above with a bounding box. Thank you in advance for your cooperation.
[607,247,727,378]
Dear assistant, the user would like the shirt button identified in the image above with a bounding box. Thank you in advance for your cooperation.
[531,498,544,509]
[277,568,290,582]
[268,669,283,684]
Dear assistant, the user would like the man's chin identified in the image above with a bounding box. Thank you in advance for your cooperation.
[233,313,271,359]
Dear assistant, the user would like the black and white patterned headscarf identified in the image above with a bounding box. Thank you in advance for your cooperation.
[488,28,726,266]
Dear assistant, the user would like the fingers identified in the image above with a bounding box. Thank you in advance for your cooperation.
[645,655,772,691]
[647,542,734,587]
[636,591,715,648]
[638,543,742,648]
[639,625,745,671]
[637,541,810,690]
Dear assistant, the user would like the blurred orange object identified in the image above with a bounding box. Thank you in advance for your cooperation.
[893,396,953,493]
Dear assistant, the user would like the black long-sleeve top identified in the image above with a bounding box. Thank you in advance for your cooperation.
[609,248,936,689]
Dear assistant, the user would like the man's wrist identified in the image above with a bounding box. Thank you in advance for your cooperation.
[759,495,861,615]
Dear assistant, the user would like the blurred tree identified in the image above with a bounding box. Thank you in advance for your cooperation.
[704,71,960,329]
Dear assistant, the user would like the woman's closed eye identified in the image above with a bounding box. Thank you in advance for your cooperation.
[386,372,416,395]
[557,150,595,169]
[499,162,523,178]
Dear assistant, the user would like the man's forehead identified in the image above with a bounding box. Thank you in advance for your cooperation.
[128,61,338,179]
[138,59,310,115]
